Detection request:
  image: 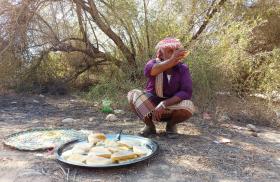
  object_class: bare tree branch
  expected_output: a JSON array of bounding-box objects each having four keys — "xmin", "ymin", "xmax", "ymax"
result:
[
  {"xmin": 73, "ymin": 0, "xmax": 136, "ymax": 67},
  {"xmin": 143, "ymin": 0, "xmax": 151, "ymax": 57},
  {"xmin": 190, "ymin": 0, "xmax": 227, "ymax": 42},
  {"xmin": 0, "ymin": 0, "xmax": 32, "ymax": 57}
]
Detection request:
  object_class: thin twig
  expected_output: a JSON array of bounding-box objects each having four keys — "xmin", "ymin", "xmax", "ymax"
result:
[
  {"xmin": 66, "ymin": 168, "xmax": 70, "ymax": 182},
  {"xmin": 73, "ymin": 169, "xmax": 77, "ymax": 182},
  {"xmin": 58, "ymin": 164, "xmax": 67, "ymax": 177}
]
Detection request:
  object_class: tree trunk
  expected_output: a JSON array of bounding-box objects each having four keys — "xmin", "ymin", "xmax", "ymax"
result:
[
  {"xmin": 73, "ymin": 0, "xmax": 136, "ymax": 68},
  {"xmin": 143, "ymin": 0, "xmax": 151, "ymax": 57}
]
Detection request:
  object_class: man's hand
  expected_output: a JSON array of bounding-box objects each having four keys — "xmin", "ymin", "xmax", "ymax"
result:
[
  {"xmin": 150, "ymin": 49, "xmax": 189, "ymax": 76},
  {"xmin": 170, "ymin": 49, "xmax": 189, "ymax": 65},
  {"xmin": 152, "ymin": 102, "xmax": 166, "ymax": 122},
  {"xmin": 153, "ymin": 96, "xmax": 183, "ymax": 121}
]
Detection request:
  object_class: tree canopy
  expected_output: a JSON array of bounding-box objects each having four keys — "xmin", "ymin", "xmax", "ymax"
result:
[{"xmin": 0, "ymin": 0, "xmax": 279, "ymax": 101}]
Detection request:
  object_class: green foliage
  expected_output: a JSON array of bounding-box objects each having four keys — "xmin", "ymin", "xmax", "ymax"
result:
[
  {"xmin": 187, "ymin": 45, "xmax": 222, "ymax": 103},
  {"xmin": 85, "ymin": 63, "xmax": 145, "ymax": 109},
  {"xmin": 255, "ymin": 49, "xmax": 280, "ymax": 93},
  {"xmin": 13, "ymin": 52, "xmax": 87, "ymax": 93},
  {"xmin": 1, "ymin": 0, "xmax": 280, "ymax": 108},
  {"xmin": 0, "ymin": 52, "xmax": 21, "ymax": 88}
]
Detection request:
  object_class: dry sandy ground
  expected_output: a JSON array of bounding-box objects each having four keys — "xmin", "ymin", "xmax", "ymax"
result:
[{"xmin": 0, "ymin": 94, "xmax": 280, "ymax": 182}]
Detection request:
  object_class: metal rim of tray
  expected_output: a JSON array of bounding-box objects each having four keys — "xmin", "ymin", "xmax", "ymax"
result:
[{"xmin": 55, "ymin": 134, "xmax": 159, "ymax": 168}]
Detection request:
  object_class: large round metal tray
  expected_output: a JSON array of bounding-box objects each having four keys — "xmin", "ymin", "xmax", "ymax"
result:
[{"xmin": 55, "ymin": 134, "xmax": 158, "ymax": 168}]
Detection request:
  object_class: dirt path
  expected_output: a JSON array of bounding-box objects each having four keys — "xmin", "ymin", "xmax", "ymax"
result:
[{"xmin": 0, "ymin": 94, "xmax": 280, "ymax": 182}]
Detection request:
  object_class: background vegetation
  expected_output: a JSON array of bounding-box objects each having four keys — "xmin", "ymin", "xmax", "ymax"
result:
[{"xmin": 0, "ymin": 0, "xmax": 279, "ymax": 109}]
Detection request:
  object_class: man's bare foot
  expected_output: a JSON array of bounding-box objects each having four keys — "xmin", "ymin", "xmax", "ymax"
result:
[
  {"xmin": 166, "ymin": 124, "xmax": 178, "ymax": 134},
  {"xmin": 165, "ymin": 124, "xmax": 179, "ymax": 139}
]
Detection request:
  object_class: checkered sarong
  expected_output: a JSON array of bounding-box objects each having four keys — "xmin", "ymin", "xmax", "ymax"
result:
[{"xmin": 127, "ymin": 89, "xmax": 195, "ymax": 120}]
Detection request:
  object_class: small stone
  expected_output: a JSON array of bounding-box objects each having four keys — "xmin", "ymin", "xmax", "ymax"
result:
[
  {"xmin": 275, "ymin": 110, "xmax": 280, "ymax": 118},
  {"xmin": 62, "ymin": 118, "xmax": 75, "ymax": 123},
  {"xmin": 34, "ymin": 153, "xmax": 43, "ymax": 157},
  {"xmin": 31, "ymin": 120, "xmax": 40, "ymax": 124},
  {"xmin": 114, "ymin": 109, "xmax": 125, "ymax": 114},
  {"xmin": 39, "ymin": 94, "xmax": 45, "ymax": 98},
  {"xmin": 220, "ymin": 138, "xmax": 231, "ymax": 143},
  {"xmin": 231, "ymin": 125, "xmax": 244, "ymax": 130},
  {"xmin": 251, "ymin": 132, "xmax": 258, "ymax": 137},
  {"xmin": 213, "ymin": 140, "xmax": 220, "ymax": 144},
  {"xmin": 33, "ymin": 99, "xmax": 39, "ymax": 103},
  {"xmin": 93, "ymin": 102, "xmax": 99, "ymax": 107},
  {"xmin": 214, "ymin": 138, "xmax": 231, "ymax": 144},
  {"xmin": 105, "ymin": 114, "xmax": 118, "ymax": 121},
  {"xmin": 89, "ymin": 117, "xmax": 96, "ymax": 122},
  {"xmin": 247, "ymin": 124, "xmax": 260, "ymax": 132},
  {"xmin": 11, "ymin": 101, "xmax": 17, "ymax": 104}
]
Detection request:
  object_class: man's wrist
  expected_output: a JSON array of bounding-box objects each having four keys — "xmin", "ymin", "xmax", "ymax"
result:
[{"xmin": 159, "ymin": 101, "xmax": 166, "ymax": 109}]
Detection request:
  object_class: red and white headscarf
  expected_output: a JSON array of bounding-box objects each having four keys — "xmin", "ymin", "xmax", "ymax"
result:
[
  {"xmin": 155, "ymin": 37, "xmax": 183, "ymax": 59},
  {"xmin": 155, "ymin": 37, "xmax": 183, "ymax": 50}
]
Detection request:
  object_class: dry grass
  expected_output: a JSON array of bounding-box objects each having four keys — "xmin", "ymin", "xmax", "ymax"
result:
[{"xmin": 0, "ymin": 94, "xmax": 280, "ymax": 182}]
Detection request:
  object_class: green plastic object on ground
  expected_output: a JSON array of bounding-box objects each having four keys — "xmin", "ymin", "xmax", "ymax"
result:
[{"xmin": 101, "ymin": 99, "xmax": 113, "ymax": 113}]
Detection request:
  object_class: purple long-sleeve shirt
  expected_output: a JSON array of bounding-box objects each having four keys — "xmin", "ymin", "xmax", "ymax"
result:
[{"xmin": 144, "ymin": 59, "xmax": 193, "ymax": 100}]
